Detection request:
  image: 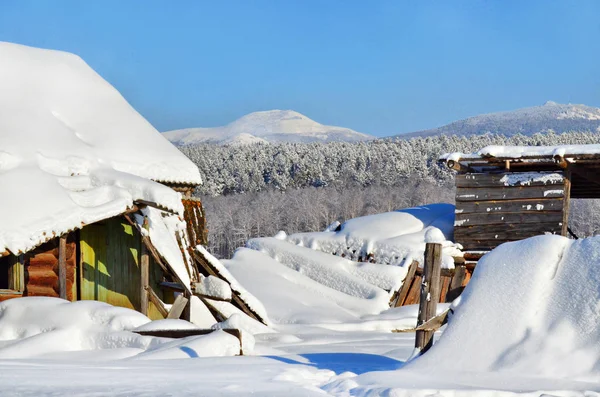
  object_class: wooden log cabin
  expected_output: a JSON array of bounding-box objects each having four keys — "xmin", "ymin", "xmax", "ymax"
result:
[
  {"xmin": 399, "ymin": 143, "xmax": 600, "ymax": 309},
  {"xmin": 0, "ymin": 41, "xmax": 265, "ymax": 326},
  {"xmin": 440, "ymin": 144, "xmax": 600, "ymax": 266}
]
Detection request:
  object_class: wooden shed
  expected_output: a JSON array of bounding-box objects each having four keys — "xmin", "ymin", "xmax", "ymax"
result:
[{"xmin": 440, "ymin": 144, "xmax": 600, "ymax": 265}]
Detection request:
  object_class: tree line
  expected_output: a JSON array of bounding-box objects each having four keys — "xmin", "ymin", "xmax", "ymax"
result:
[{"xmin": 179, "ymin": 131, "xmax": 600, "ymax": 258}]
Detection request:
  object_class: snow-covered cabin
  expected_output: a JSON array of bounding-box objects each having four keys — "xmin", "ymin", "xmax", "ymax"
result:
[
  {"xmin": 0, "ymin": 42, "xmax": 215, "ymax": 320},
  {"xmin": 440, "ymin": 144, "xmax": 600, "ymax": 264}
]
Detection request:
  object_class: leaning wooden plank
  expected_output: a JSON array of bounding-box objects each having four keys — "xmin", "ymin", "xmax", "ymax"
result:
[
  {"xmin": 167, "ymin": 294, "xmax": 190, "ymax": 319},
  {"xmin": 140, "ymin": 243, "xmax": 150, "ymax": 316},
  {"xmin": 445, "ymin": 265, "xmax": 467, "ymax": 302},
  {"xmin": 454, "ymin": 211, "xmax": 563, "ymax": 227},
  {"xmin": 456, "ymin": 172, "xmax": 564, "ymax": 188},
  {"xmin": 404, "ymin": 275, "xmax": 422, "ymax": 305},
  {"xmin": 146, "ymin": 286, "xmax": 169, "ymax": 318},
  {"xmin": 456, "ymin": 198, "xmax": 563, "ymax": 214},
  {"xmin": 414, "ymin": 308, "xmax": 450, "ymax": 332},
  {"xmin": 192, "ymin": 250, "xmax": 265, "ymax": 324},
  {"xmin": 456, "ymin": 186, "xmax": 564, "ymax": 202},
  {"xmin": 392, "ymin": 260, "xmax": 417, "ymax": 307}
]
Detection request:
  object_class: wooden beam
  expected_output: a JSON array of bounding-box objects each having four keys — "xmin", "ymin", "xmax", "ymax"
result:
[
  {"xmin": 565, "ymin": 163, "xmax": 600, "ymax": 187},
  {"xmin": 415, "ymin": 243, "xmax": 442, "ymax": 354},
  {"xmin": 455, "ymin": 172, "xmax": 564, "ymax": 188},
  {"xmin": 140, "ymin": 243, "xmax": 150, "ymax": 316},
  {"xmin": 446, "ymin": 265, "xmax": 467, "ymax": 302},
  {"xmin": 456, "ymin": 198, "xmax": 563, "ymax": 214},
  {"xmin": 456, "ymin": 185, "xmax": 564, "ymax": 202},
  {"xmin": 167, "ymin": 294, "xmax": 189, "ymax": 319},
  {"xmin": 192, "ymin": 250, "xmax": 266, "ymax": 324},
  {"xmin": 392, "ymin": 260, "xmax": 417, "ymax": 307},
  {"xmin": 415, "ymin": 308, "xmax": 450, "ymax": 332},
  {"xmin": 562, "ymin": 167, "xmax": 572, "ymax": 237},
  {"xmin": 58, "ymin": 235, "xmax": 67, "ymax": 300},
  {"xmin": 146, "ymin": 286, "xmax": 169, "ymax": 318}
]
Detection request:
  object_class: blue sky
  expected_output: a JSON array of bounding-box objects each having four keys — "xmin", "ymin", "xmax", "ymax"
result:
[{"xmin": 1, "ymin": 1, "xmax": 599, "ymax": 136}]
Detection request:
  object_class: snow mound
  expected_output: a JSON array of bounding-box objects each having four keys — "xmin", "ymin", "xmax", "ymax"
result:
[
  {"xmin": 409, "ymin": 234, "xmax": 600, "ymax": 380},
  {"xmin": 0, "ymin": 41, "xmax": 201, "ymax": 254},
  {"xmin": 285, "ymin": 203, "xmax": 460, "ymax": 268},
  {"xmin": 0, "ymin": 297, "xmax": 241, "ymax": 360}
]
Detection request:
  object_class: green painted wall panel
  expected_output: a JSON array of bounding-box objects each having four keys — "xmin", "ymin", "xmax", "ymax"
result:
[{"xmin": 80, "ymin": 217, "xmax": 142, "ymax": 310}]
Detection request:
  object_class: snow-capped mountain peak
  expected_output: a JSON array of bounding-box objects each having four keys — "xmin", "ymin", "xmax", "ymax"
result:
[
  {"xmin": 163, "ymin": 110, "xmax": 373, "ymax": 145},
  {"xmin": 398, "ymin": 101, "xmax": 600, "ymax": 138}
]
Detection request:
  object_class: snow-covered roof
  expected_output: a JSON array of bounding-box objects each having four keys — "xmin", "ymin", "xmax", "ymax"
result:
[
  {"xmin": 0, "ymin": 42, "xmax": 202, "ymax": 254},
  {"xmin": 441, "ymin": 144, "xmax": 600, "ymax": 163}
]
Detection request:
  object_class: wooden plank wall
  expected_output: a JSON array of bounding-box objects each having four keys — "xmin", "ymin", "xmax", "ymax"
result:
[
  {"xmin": 454, "ymin": 171, "xmax": 567, "ymax": 251},
  {"xmin": 80, "ymin": 217, "xmax": 168, "ymax": 313}
]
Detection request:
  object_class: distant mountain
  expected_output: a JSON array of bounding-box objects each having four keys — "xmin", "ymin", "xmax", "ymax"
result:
[
  {"xmin": 163, "ymin": 110, "xmax": 373, "ymax": 145},
  {"xmin": 397, "ymin": 101, "xmax": 600, "ymax": 138}
]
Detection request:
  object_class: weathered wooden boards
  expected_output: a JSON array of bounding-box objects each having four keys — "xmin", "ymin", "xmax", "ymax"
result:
[
  {"xmin": 415, "ymin": 243, "xmax": 442, "ymax": 352},
  {"xmin": 454, "ymin": 171, "xmax": 567, "ymax": 251},
  {"xmin": 182, "ymin": 198, "xmax": 208, "ymax": 247},
  {"xmin": 394, "ymin": 263, "xmax": 470, "ymax": 307}
]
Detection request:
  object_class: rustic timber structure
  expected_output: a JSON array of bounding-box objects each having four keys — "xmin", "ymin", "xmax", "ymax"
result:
[{"xmin": 440, "ymin": 144, "xmax": 600, "ymax": 264}]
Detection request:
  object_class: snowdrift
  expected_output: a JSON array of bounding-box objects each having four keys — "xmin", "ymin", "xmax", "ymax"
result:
[
  {"xmin": 409, "ymin": 234, "xmax": 600, "ymax": 379},
  {"xmin": 0, "ymin": 297, "xmax": 242, "ymax": 360},
  {"xmin": 323, "ymin": 235, "xmax": 600, "ymax": 395}
]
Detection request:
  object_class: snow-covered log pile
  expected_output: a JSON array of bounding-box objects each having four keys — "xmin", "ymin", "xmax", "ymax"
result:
[{"xmin": 283, "ymin": 204, "xmax": 461, "ymax": 268}]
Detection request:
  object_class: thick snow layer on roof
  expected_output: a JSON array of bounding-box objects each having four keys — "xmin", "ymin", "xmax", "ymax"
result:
[
  {"xmin": 441, "ymin": 143, "xmax": 600, "ymax": 161},
  {"xmin": 0, "ymin": 42, "xmax": 201, "ymax": 254},
  {"xmin": 285, "ymin": 204, "xmax": 460, "ymax": 268}
]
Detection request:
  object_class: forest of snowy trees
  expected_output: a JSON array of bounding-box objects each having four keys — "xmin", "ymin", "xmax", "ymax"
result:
[{"xmin": 180, "ymin": 131, "xmax": 600, "ymax": 258}]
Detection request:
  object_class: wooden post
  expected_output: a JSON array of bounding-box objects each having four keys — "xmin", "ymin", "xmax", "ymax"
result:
[
  {"xmin": 415, "ymin": 243, "xmax": 443, "ymax": 354},
  {"xmin": 562, "ymin": 167, "xmax": 572, "ymax": 237},
  {"xmin": 58, "ymin": 235, "xmax": 67, "ymax": 300},
  {"xmin": 140, "ymin": 243, "xmax": 149, "ymax": 316}
]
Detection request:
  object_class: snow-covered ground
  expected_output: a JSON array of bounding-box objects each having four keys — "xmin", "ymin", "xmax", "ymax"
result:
[{"xmin": 3, "ymin": 207, "xmax": 600, "ymax": 395}]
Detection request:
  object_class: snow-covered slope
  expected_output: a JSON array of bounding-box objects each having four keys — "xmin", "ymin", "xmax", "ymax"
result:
[
  {"xmin": 398, "ymin": 101, "xmax": 600, "ymax": 138},
  {"xmin": 163, "ymin": 110, "xmax": 374, "ymax": 145}
]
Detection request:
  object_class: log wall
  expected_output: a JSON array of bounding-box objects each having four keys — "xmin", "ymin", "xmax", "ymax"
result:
[
  {"xmin": 454, "ymin": 171, "xmax": 568, "ymax": 251},
  {"xmin": 0, "ymin": 235, "xmax": 77, "ymax": 302}
]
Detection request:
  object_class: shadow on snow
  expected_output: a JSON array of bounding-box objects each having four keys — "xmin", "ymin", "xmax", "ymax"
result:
[{"xmin": 267, "ymin": 353, "xmax": 404, "ymax": 375}]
